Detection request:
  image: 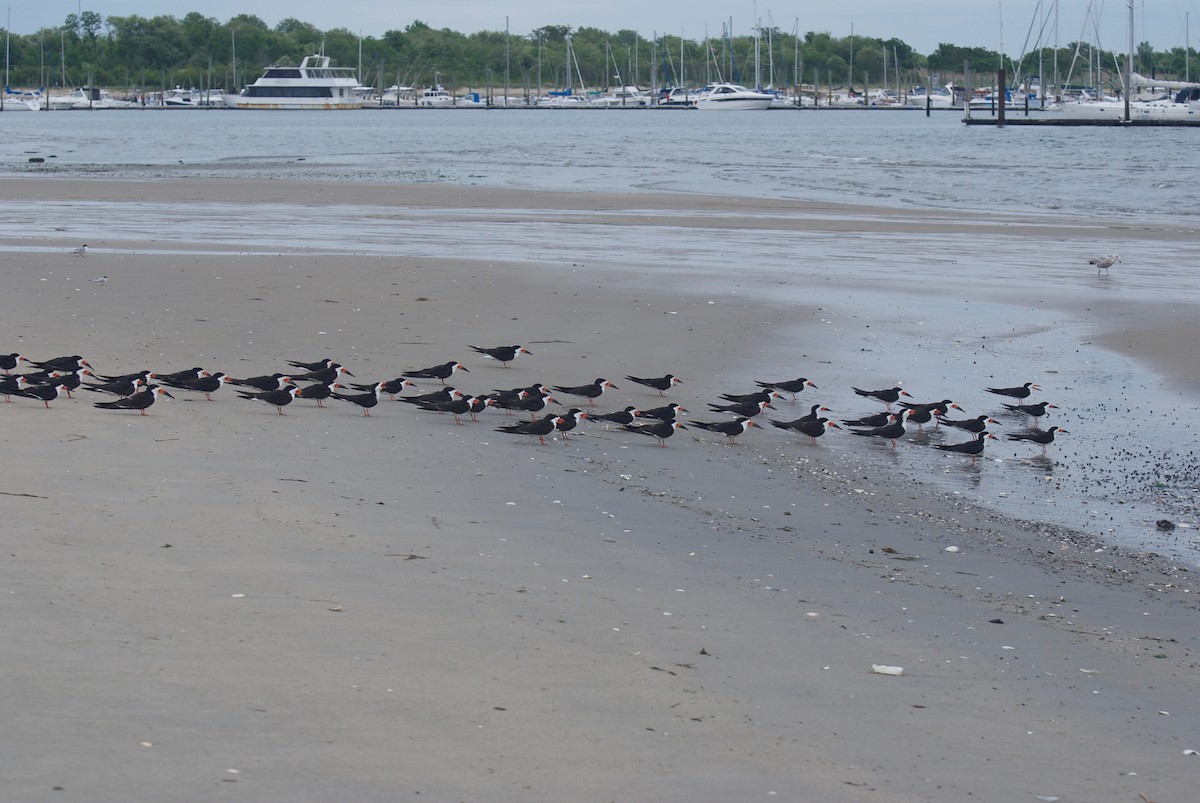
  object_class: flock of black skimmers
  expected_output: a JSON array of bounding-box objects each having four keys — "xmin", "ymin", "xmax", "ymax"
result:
[{"xmin": 1, "ymin": 346, "xmax": 1066, "ymax": 461}]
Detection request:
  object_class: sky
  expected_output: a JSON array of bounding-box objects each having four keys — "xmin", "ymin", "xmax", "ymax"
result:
[{"xmin": 8, "ymin": 2, "xmax": 1200, "ymax": 57}]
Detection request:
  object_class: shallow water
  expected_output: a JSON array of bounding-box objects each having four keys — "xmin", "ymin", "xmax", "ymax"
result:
[{"xmin": 2, "ymin": 108, "xmax": 1198, "ymax": 563}]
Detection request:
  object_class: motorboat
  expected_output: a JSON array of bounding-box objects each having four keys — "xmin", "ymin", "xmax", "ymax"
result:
[
  {"xmin": 905, "ymin": 84, "xmax": 957, "ymax": 109},
  {"xmin": 2, "ymin": 86, "xmax": 43, "ymax": 111},
  {"xmin": 416, "ymin": 86, "xmax": 454, "ymax": 107},
  {"xmin": 48, "ymin": 86, "xmax": 134, "ymax": 110},
  {"xmin": 225, "ymin": 54, "xmax": 362, "ymax": 110},
  {"xmin": 591, "ymin": 85, "xmax": 652, "ymax": 107},
  {"xmin": 1054, "ymin": 86, "xmax": 1200, "ymax": 121},
  {"xmin": 691, "ymin": 83, "xmax": 774, "ymax": 110}
]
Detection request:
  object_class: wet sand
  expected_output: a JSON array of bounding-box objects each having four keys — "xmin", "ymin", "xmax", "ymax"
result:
[{"xmin": 2, "ymin": 178, "xmax": 1198, "ymax": 801}]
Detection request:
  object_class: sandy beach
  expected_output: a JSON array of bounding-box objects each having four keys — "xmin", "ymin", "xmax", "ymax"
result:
[{"xmin": 2, "ymin": 177, "xmax": 1198, "ymax": 802}]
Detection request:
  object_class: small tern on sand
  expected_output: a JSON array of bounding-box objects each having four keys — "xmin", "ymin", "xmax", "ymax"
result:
[
  {"xmin": 90, "ymin": 276, "xmax": 108, "ymax": 285},
  {"xmin": 71, "ymin": 244, "xmax": 88, "ymax": 256}
]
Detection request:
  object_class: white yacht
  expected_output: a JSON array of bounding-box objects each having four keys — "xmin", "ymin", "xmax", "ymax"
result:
[
  {"xmin": 692, "ymin": 83, "xmax": 774, "ymax": 110},
  {"xmin": 226, "ymin": 54, "xmax": 362, "ymax": 110},
  {"xmin": 416, "ymin": 86, "xmax": 454, "ymax": 107}
]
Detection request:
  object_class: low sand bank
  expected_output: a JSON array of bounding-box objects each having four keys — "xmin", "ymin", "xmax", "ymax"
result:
[{"xmin": 2, "ymin": 178, "xmax": 1197, "ymax": 801}]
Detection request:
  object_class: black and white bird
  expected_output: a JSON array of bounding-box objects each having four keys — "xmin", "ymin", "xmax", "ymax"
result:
[
  {"xmin": 402, "ymin": 361, "xmax": 468, "ymax": 385},
  {"xmin": 1001, "ymin": 401, "xmax": 1058, "ymax": 426},
  {"xmin": 89, "ymin": 275, "xmax": 108, "ymax": 285},
  {"xmin": 622, "ymin": 419, "xmax": 686, "ymax": 447},
  {"xmin": 852, "ymin": 386, "xmax": 912, "ymax": 409},
  {"xmin": 496, "ymin": 413, "xmax": 563, "ymax": 445},
  {"xmin": 625, "ymin": 374, "xmax": 682, "ymax": 395},
  {"xmin": 1089, "ymin": 253, "xmax": 1120, "ymax": 274},
  {"xmin": 754, "ymin": 377, "xmax": 818, "ymax": 401},
  {"xmin": 690, "ymin": 416, "xmax": 757, "ymax": 444},
  {"xmin": 985, "ymin": 382, "xmax": 1039, "ymax": 399},
  {"xmin": 935, "ymin": 431, "xmax": 998, "ymax": 464},
  {"xmin": 164, "ymin": 372, "xmax": 231, "ymax": 401},
  {"xmin": 238, "ymin": 385, "xmax": 302, "ymax": 415},
  {"xmin": 773, "ymin": 417, "xmax": 840, "ymax": 445},
  {"xmin": 16, "ymin": 382, "xmax": 70, "ymax": 408},
  {"xmin": 330, "ymin": 382, "xmax": 384, "ymax": 416},
  {"xmin": 469, "ymin": 345, "xmax": 531, "ymax": 367},
  {"xmin": 552, "ymin": 378, "xmax": 618, "ymax": 407},
  {"xmin": 849, "ymin": 409, "xmax": 911, "ymax": 449},
  {"xmin": 71, "ymin": 244, "xmax": 88, "ymax": 256},
  {"xmin": 94, "ymin": 385, "xmax": 173, "ymax": 416},
  {"xmin": 1007, "ymin": 426, "xmax": 1068, "ymax": 455},
  {"xmin": 639, "ymin": 403, "xmax": 688, "ymax": 421}
]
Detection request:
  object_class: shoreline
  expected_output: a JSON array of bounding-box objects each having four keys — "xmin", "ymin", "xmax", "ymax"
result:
[{"xmin": 3, "ymin": 176, "xmax": 1198, "ymax": 801}]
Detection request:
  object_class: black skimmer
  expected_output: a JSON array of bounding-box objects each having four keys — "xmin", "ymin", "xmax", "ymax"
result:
[
  {"xmin": 849, "ymin": 410, "xmax": 911, "ymax": 449},
  {"xmin": 285, "ymin": 357, "xmax": 337, "ymax": 372},
  {"xmin": 773, "ymin": 417, "xmax": 840, "ymax": 445},
  {"xmin": 851, "ymin": 386, "xmax": 911, "ymax": 409},
  {"xmin": 469, "ymin": 344, "xmax": 531, "ymax": 367},
  {"xmin": 490, "ymin": 383, "xmax": 551, "ymax": 402},
  {"xmin": 71, "ymin": 244, "xmax": 88, "ymax": 256},
  {"xmin": 29, "ymin": 355, "xmax": 91, "ymax": 372},
  {"xmin": 553, "ymin": 408, "xmax": 589, "ymax": 440},
  {"xmin": 986, "ymin": 382, "xmax": 1040, "ymax": 399},
  {"xmin": 552, "ymin": 378, "xmax": 617, "ymax": 406},
  {"xmin": 238, "ymin": 385, "xmax": 302, "ymax": 415},
  {"xmin": 419, "ymin": 395, "xmax": 494, "ymax": 424},
  {"xmin": 935, "ymin": 431, "xmax": 998, "ymax": 464},
  {"xmin": 351, "ymin": 377, "xmax": 418, "ymax": 400},
  {"xmin": 774, "ymin": 404, "xmax": 833, "ymax": 426},
  {"xmin": 156, "ymin": 367, "xmax": 209, "ymax": 385},
  {"xmin": 493, "ymin": 393, "xmax": 560, "ymax": 420},
  {"xmin": 754, "ymin": 377, "xmax": 818, "ymax": 400},
  {"xmin": 399, "ymin": 387, "xmax": 464, "ymax": 406},
  {"xmin": 331, "ymin": 383, "xmax": 384, "ymax": 416},
  {"xmin": 297, "ymin": 380, "xmax": 345, "ymax": 408},
  {"xmin": 0, "ymin": 375, "xmax": 36, "ymax": 402},
  {"xmin": 936, "ymin": 414, "xmax": 999, "ymax": 434},
  {"xmin": 1001, "ymin": 401, "xmax": 1057, "ymax": 426},
  {"xmin": 639, "ymin": 403, "xmax": 688, "ymax": 421},
  {"xmin": 707, "ymin": 399, "xmax": 772, "ymax": 418},
  {"xmin": 622, "ymin": 419, "xmax": 686, "ymax": 447},
  {"xmin": 1089, "ymin": 253, "xmax": 1120, "ymax": 274},
  {"xmin": 1006, "ymin": 426, "xmax": 1068, "ymax": 455},
  {"xmin": 901, "ymin": 401, "xmax": 961, "ymax": 430},
  {"xmin": 83, "ymin": 377, "xmax": 147, "ymax": 397},
  {"xmin": 496, "ymin": 413, "xmax": 563, "ymax": 445},
  {"xmin": 165, "ymin": 372, "xmax": 231, "ymax": 401},
  {"xmin": 403, "ymin": 361, "xmax": 468, "ymax": 385},
  {"xmin": 590, "ymin": 406, "xmax": 642, "ymax": 428},
  {"xmin": 229, "ymin": 373, "xmax": 294, "ymax": 392},
  {"xmin": 45, "ymin": 368, "xmax": 95, "ymax": 398},
  {"xmin": 292, "ymin": 364, "xmax": 354, "ymax": 383},
  {"xmin": 841, "ymin": 410, "xmax": 892, "ymax": 428},
  {"xmin": 691, "ymin": 416, "xmax": 757, "ymax": 444},
  {"xmin": 1, "ymin": 353, "xmax": 28, "ymax": 374},
  {"xmin": 93, "ymin": 369, "xmax": 156, "ymax": 386},
  {"xmin": 16, "ymin": 382, "xmax": 70, "ymax": 408},
  {"xmin": 94, "ymin": 385, "xmax": 174, "ymax": 415},
  {"xmin": 625, "ymin": 374, "xmax": 682, "ymax": 395},
  {"xmin": 718, "ymin": 388, "xmax": 784, "ymax": 406}
]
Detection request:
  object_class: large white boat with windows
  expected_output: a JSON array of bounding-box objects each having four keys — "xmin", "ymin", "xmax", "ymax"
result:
[{"xmin": 225, "ymin": 54, "xmax": 362, "ymax": 110}]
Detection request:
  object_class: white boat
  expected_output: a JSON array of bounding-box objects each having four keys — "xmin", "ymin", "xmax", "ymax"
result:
[
  {"xmin": 905, "ymin": 84, "xmax": 957, "ymax": 109},
  {"xmin": 1054, "ymin": 86, "xmax": 1200, "ymax": 121},
  {"xmin": 416, "ymin": 86, "xmax": 454, "ymax": 107},
  {"xmin": 49, "ymin": 86, "xmax": 133, "ymax": 110},
  {"xmin": 591, "ymin": 85, "xmax": 652, "ymax": 107},
  {"xmin": 225, "ymin": 54, "xmax": 362, "ymax": 110},
  {"xmin": 2, "ymin": 87, "xmax": 43, "ymax": 111},
  {"xmin": 691, "ymin": 83, "xmax": 774, "ymax": 110}
]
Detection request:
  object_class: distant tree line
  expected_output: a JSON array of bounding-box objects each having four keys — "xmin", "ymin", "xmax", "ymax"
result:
[{"xmin": 3, "ymin": 11, "xmax": 1197, "ymax": 94}]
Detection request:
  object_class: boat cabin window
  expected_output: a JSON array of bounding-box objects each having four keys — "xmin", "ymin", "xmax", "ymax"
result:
[{"xmin": 263, "ymin": 68, "xmax": 303, "ymax": 79}]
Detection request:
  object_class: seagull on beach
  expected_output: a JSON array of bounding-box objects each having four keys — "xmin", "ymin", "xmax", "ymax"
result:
[
  {"xmin": 1089, "ymin": 253, "xmax": 1120, "ymax": 274},
  {"xmin": 71, "ymin": 244, "xmax": 88, "ymax": 256},
  {"xmin": 89, "ymin": 276, "xmax": 108, "ymax": 285}
]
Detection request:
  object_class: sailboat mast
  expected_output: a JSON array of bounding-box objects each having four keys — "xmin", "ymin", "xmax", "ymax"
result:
[{"xmin": 1123, "ymin": 0, "xmax": 1132, "ymax": 121}]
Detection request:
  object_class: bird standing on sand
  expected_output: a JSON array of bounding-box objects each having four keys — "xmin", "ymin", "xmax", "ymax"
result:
[
  {"xmin": 936, "ymin": 414, "xmax": 999, "ymax": 434},
  {"xmin": 552, "ymin": 378, "xmax": 618, "ymax": 407},
  {"xmin": 403, "ymin": 361, "xmax": 468, "ymax": 385},
  {"xmin": 1, "ymin": 353, "xmax": 27, "ymax": 374},
  {"xmin": 1007, "ymin": 426, "xmax": 1068, "ymax": 456},
  {"xmin": 1089, "ymin": 253, "xmax": 1120, "ymax": 275},
  {"xmin": 852, "ymin": 386, "xmax": 912, "ymax": 409},
  {"xmin": 16, "ymin": 382, "xmax": 70, "ymax": 408},
  {"xmin": 849, "ymin": 409, "xmax": 911, "ymax": 448},
  {"xmin": 94, "ymin": 385, "xmax": 173, "ymax": 416},
  {"xmin": 238, "ymin": 385, "xmax": 302, "ymax": 415},
  {"xmin": 90, "ymin": 276, "xmax": 108, "ymax": 285},
  {"xmin": 986, "ymin": 382, "xmax": 1039, "ymax": 399},
  {"xmin": 773, "ymin": 417, "xmax": 840, "ymax": 445},
  {"xmin": 71, "ymin": 244, "xmax": 88, "ymax": 256},
  {"xmin": 639, "ymin": 403, "xmax": 687, "ymax": 421},
  {"xmin": 470, "ymin": 345, "xmax": 531, "ymax": 367},
  {"xmin": 625, "ymin": 374, "xmax": 682, "ymax": 395},
  {"xmin": 496, "ymin": 413, "xmax": 563, "ymax": 445},
  {"xmin": 1001, "ymin": 401, "xmax": 1058, "ymax": 426},
  {"xmin": 165, "ymin": 372, "xmax": 231, "ymax": 401},
  {"xmin": 331, "ymin": 382, "xmax": 384, "ymax": 416},
  {"xmin": 622, "ymin": 419, "xmax": 686, "ymax": 447},
  {"xmin": 590, "ymin": 406, "xmax": 642, "ymax": 428},
  {"xmin": 755, "ymin": 377, "xmax": 818, "ymax": 400},
  {"xmin": 935, "ymin": 431, "xmax": 998, "ymax": 464},
  {"xmin": 691, "ymin": 416, "xmax": 757, "ymax": 444}
]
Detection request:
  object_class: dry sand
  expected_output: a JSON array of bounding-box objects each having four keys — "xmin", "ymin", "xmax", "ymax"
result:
[{"xmin": 2, "ymin": 178, "xmax": 1198, "ymax": 802}]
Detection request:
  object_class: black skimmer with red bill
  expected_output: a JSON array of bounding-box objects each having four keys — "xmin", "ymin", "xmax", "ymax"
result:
[
  {"xmin": 403, "ymin": 361, "xmax": 468, "ymax": 385},
  {"xmin": 0, "ymin": 375, "xmax": 37, "ymax": 401},
  {"xmin": 707, "ymin": 399, "xmax": 772, "ymax": 418},
  {"xmin": 496, "ymin": 413, "xmax": 564, "ymax": 445},
  {"xmin": 590, "ymin": 406, "xmax": 642, "ymax": 428},
  {"xmin": 165, "ymin": 372, "xmax": 231, "ymax": 401},
  {"xmin": 691, "ymin": 416, "xmax": 757, "ymax": 444},
  {"xmin": 238, "ymin": 385, "xmax": 302, "ymax": 415},
  {"xmin": 841, "ymin": 410, "xmax": 892, "ymax": 428},
  {"xmin": 351, "ymin": 377, "xmax": 418, "ymax": 400},
  {"xmin": 902, "ymin": 401, "xmax": 961, "ymax": 430},
  {"xmin": 29, "ymin": 355, "xmax": 91, "ymax": 372},
  {"xmin": 1089, "ymin": 253, "xmax": 1120, "ymax": 274},
  {"xmin": 773, "ymin": 417, "xmax": 840, "ymax": 445},
  {"xmin": 44, "ymin": 368, "xmax": 95, "ymax": 398},
  {"xmin": 1006, "ymin": 426, "xmax": 1068, "ymax": 455},
  {"xmin": 331, "ymin": 383, "xmax": 384, "ymax": 416},
  {"xmin": 639, "ymin": 403, "xmax": 687, "ymax": 421},
  {"xmin": 935, "ymin": 431, "xmax": 998, "ymax": 464},
  {"xmin": 95, "ymin": 369, "xmax": 156, "ymax": 385},
  {"xmin": 493, "ymin": 393, "xmax": 560, "ymax": 420},
  {"xmin": 1001, "ymin": 401, "xmax": 1058, "ymax": 426},
  {"xmin": 399, "ymin": 387, "xmax": 464, "ymax": 406},
  {"xmin": 469, "ymin": 345, "xmax": 531, "ymax": 367},
  {"xmin": 717, "ymin": 388, "xmax": 784, "ymax": 405},
  {"xmin": 851, "ymin": 386, "xmax": 912, "ymax": 409},
  {"xmin": 625, "ymin": 374, "xmax": 682, "ymax": 395},
  {"xmin": 552, "ymin": 378, "xmax": 618, "ymax": 406},
  {"xmin": 297, "ymin": 380, "xmax": 345, "ymax": 408},
  {"xmin": 936, "ymin": 414, "xmax": 999, "ymax": 434},
  {"xmin": 94, "ymin": 385, "xmax": 174, "ymax": 416},
  {"xmin": 849, "ymin": 410, "xmax": 911, "ymax": 448},
  {"xmin": 985, "ymin": 382, "xmax": 1039, "ymax": 399},
  {"xmin": 553, "ymin": 408, "xmax": 588, "ymax": 440},
  {"xmin": 292, "ymin": 364, "xmax": 355, "ymax": 383},
  {"xmin": 156, "ymin": 367, "xmax": 209, "ymax": 385},
  {"xmin": 622, "ymin": 419, "xmax": 687, "ymax": 447},
  {"xmin": 754, "ymin": 377, "xmax": 818, "ymax": 400},
  {"xmin": 16, "ymin": 383, "xmax": 70, "ymax": 408},
  {"xmin": 418, "ymin": 395, "xmax": 494, "ymax": 424},
  {"xmin": 229, "ymin": 373, "xmax": 294, "ymax": 392},
  {"xmin": 285, "ymin": 357, "xmax": 337, "ymax": 372},
  {"xmin": 773, "ymin": 404, "xmax": 833, "ymax": 427},
  {"xmin": 1, "ymin": 353, "xmax": 28, "ymax": 374},
  {"xmin": 83, "ymin": 376, "xmax": 147, "ymax": 397}
]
